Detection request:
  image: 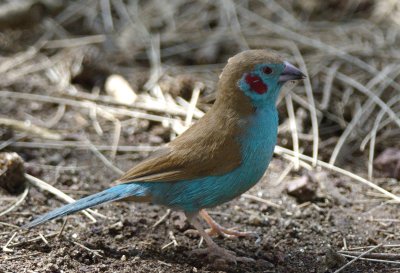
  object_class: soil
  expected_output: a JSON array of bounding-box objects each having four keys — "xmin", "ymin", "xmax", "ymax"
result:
[{"xmin": 1, "ymin": 142, "xmax": 400, "ymax": 272}]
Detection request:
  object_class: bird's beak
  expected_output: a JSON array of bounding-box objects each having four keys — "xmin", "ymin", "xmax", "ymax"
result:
[{"xmin": 278, "ymin": 61, "xmax": 306, "ymax": 83}]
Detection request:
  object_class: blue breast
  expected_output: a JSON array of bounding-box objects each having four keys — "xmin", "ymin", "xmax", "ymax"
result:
[{"xmin": 138, "ymin": 105, "xmax": 278, "ymax": 212}]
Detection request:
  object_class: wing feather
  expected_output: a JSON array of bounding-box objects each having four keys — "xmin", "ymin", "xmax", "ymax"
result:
[{"xmin": 117, "ymin": 107, "xmax": 245, "ymax": 183}]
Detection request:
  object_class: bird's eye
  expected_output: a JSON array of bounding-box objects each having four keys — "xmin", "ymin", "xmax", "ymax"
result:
[{"xmin": 263, "ymin": 67, "xmax": 272, "ymax": 74}]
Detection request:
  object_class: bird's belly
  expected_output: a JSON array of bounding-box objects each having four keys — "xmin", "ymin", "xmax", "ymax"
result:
[
  {"xmin": 143, "ymin": 139, "xmax": 275, "ymax": 212},
  {"xmin": 141, "ymin": 108, "xmax": 278, "ymax": 212}
]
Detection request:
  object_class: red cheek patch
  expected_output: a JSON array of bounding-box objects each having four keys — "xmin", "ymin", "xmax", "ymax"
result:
[{"xmin": 245, "ymin": 74, "xmax": 268, "ymax": 94}]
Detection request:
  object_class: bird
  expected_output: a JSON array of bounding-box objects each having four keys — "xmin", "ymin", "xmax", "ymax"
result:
[{"xmin": 23, "ymin": 49, "xmax": 305, "ymax": 264}]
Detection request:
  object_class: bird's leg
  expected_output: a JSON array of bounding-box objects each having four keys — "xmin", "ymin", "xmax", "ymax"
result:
[
  {"xmin": 200, "ymin": 209, "xmax": 258, "ymax": 239},
  {"xmin": 185, "ymin": 212, "xmax": 254, "ymax": 264}
]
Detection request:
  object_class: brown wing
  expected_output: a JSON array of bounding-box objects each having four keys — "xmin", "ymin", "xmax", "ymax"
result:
[{"xmin": 117, "ymin": 106, "xmax": 247, "ymax": 183}]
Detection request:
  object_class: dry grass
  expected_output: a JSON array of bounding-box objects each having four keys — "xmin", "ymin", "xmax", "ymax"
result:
[{"xmin": 0, "ymin": 0, "xmax": 400, "ymax": 269}]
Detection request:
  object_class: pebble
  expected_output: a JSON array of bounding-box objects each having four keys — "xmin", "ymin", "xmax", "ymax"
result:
[
  {"xmin": 286, "ymin": 174, "xmax": 317, "ymax": 202},
  {"xmin": 0, "ymin": 152, "xmax": 26, "ymax": 194}
]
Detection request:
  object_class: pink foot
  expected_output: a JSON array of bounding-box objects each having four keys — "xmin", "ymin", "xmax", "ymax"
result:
[
  {"xmin": 185, "ymin": 211, "xmax": 256, "ymax": 265},
  {"xmin": 200, "ymin": 209, "xmax": 259, "ymax": 239}
]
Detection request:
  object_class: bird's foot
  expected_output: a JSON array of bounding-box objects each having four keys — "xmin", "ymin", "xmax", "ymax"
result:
[
  {"xmin": 184, "ymin": 225, "xmax": 259, "ymax": 240},
  {"xmin": 191, "ymin": 245, "xmax": 254, "ymax": 265},
  {"xmin": 185, "ymin": 212, "xmax": 256, "ymax": 266},
  {"xmin": 206, "ymin": 224, "xmax": 258, "ymax": 239},
  {"xmin": 200, "ymin": 209, "xmax": 259, "ymax": 239}
]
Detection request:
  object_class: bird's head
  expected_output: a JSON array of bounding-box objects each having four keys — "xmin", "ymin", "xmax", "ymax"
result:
[{"xmin": 216, "ymin": 50, "xmax": 305, "ymax": 110}]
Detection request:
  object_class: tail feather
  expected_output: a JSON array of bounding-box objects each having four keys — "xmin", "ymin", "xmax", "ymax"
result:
[{"xmin": 23, "ymin": 183, "xmax": 147, "ymax": 228}]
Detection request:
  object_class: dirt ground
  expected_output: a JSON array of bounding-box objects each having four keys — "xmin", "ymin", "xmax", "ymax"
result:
[
  {"xmin": 1, "ymin": 0, "xmax": 400, "ymax": 272},
  {"xmin": 2, "ymin": 147, "xmax": 400, "ymax": 273}
]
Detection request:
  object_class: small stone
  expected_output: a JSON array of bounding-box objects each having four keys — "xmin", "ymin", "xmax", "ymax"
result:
[
  {"xmin": 286, "ymin": 174, "xmax": 317, "ymax": 202},
  {"xmin": 105, "ymin": 74, "xmax": 137, "ymax": 105},
  {"xmin": 115, "ymin": 234, "xmax": 124, "ymax": 241},
  {"xmin": 172, "ymin": 211, "xmax": 188, "ymax": 231},
  {"xmin": 374, "ymin": 148, "xmax": 400, "ymax": 179},
  {"xmin": 248, "ymin": 214, "xmax": 263, "ymax": 226},
  {"xmin": 0, "ymin": 152, "xmax": 26, "ymax": 194},
  {"xmin": 47, "ymin": 153, "xmax": 63, "ymax": 165},
  {"xmin": 121, "ymin": 255, "xmax": 127, "ymax": 261},
  {"xmin": 148, "ymin": 134, "xmax": 164, "ymax": 144}
]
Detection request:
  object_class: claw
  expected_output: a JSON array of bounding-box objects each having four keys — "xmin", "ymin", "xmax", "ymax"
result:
[
  {"xmin": 185, "ymin": 211, "xmax": 255, "ymax": 266},
  {"xmin": 200, "ymin": 209, "xmax": 259, "ymax": 239}
]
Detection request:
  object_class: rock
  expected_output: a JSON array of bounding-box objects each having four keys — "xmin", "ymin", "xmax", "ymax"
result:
[
  {"xmin": 374, "ymin": 148, "xmax": 400, "ymax": 179},
  {"xmin": 105, "ymin": 74, "xmax": 137, "ymax": 105},
  {"xmin": 0, "ymin": 152, "xmax": 26, "ymax": 194},
  {"xmin": 172, "ymin": 211, "xmax": 188, "ymax": 231},
  {"xmin": 248, "ymin": 214, "xmax": 263, "ymax": 226},
  {"xmin": 286, "ymin": 174, "xmax": 317, "ymax": 202}
]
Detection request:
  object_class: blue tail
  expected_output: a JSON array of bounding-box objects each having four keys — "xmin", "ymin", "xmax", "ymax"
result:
[{"xmin": 23, "ymin": 183, "xmax": 148, "ymax": 228}]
